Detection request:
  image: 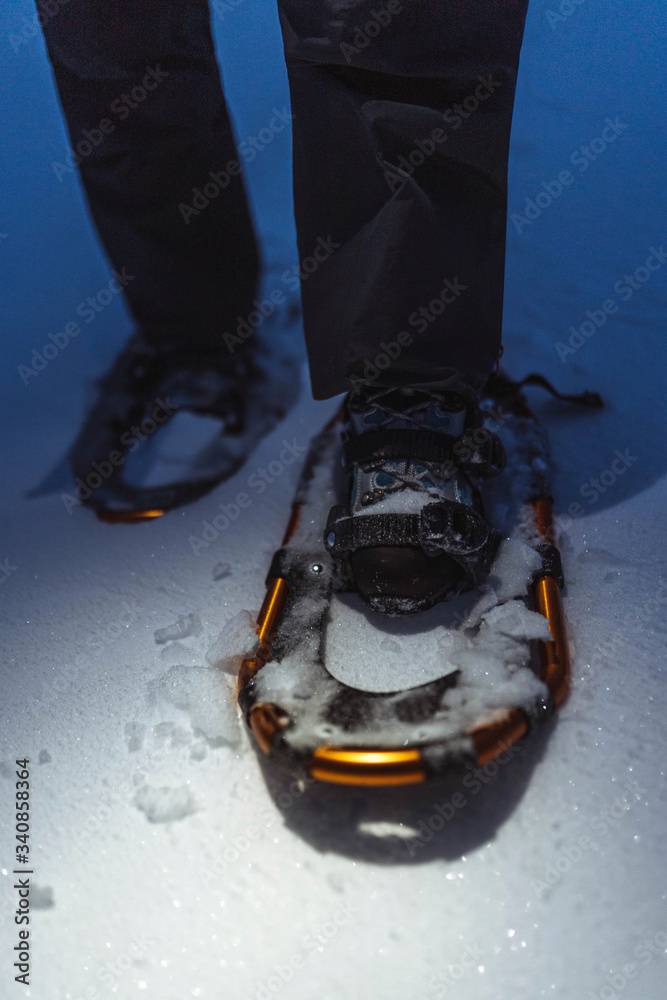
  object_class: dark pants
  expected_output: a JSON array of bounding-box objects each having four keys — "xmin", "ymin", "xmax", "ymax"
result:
[{"xmin": 42, "ymin": 0, "xmax": 528, "ymax": 399}]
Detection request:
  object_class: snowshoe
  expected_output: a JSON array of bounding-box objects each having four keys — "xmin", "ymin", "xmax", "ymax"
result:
[
  {"xmin": 68, "ymin": 330, "xmax": 299, "ymax": 522},
  {"xmin": 237, "ymin": 375, "xmax": 600, "ymax": 787}
]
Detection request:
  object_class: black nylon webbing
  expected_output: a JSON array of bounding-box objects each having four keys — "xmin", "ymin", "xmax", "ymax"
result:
[
  {"xmin": 326, "ymin": 501, "xmax": 499, "ymax": 557},
  {"xmin": 343, "ymin": 426, "xmax": 505, "ymax": 476},
  {"xmin": 328, "ymin": 511, "xmax": 422, "ymax": 551},
  {"xmin": 325, "ymin": 501, "xmax": 503, "ymax": 589},
  {"xmin": 343, "ymin": 428, "xmax": 457, "ymax": 471}
]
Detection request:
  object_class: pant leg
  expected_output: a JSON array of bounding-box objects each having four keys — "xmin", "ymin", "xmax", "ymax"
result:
[
  {"xmin": 42, "ymin": 0, "xmax": 260, "ymax": 351},
  {"xmin": 278, "ymin": 0, "xmax": 528, "ymax": 398}
]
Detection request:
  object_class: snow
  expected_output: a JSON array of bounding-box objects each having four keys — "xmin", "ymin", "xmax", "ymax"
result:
[
  {"xmin": 149, "ymin": 664, "xmax": 242, "ymax": 747},
  {"xmin": 206, "ymin": 609, "xmax": 259, "ymax": 673},
  {"xmin": 354, "ymin": 487, "xmax": 434, "ymax": 515},
  {"xmin": 133, "ymin": 784, "xmax": 200, "ymax": 826},
  {"xmin": 480, "ymin": 600, "xmax": 552, "ymax": 643},
  {"xmin": 1, "ymin": 0, "xmax": 666, "ymax": 998},
  {"xmin": 154, "ymin": 613, "xmax": 204, "ymax": 645},
  {"xmin": 485, "ymin": 537, "xmax": 545, "ymax": 604}
]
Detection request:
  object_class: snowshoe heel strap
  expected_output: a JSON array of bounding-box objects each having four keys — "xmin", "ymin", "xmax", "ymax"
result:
[{"xmin": 484, "ymin": 371, "xmax": 604, "ymax": 408}]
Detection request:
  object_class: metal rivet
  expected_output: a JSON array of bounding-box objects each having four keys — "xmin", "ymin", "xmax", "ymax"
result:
[
  {"xmin": 361, "ymin": 489, "xmax": 384, "ymax": 506},
  {"xmin": 310, "ymin": 563, "xmax": 324, "ymax": 574}
]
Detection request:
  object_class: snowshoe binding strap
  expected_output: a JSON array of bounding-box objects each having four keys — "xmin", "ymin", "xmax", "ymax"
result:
[
  {"xmin": 343, "ymin": 426, "xmax": 506, "ymax": 477},
  {"xmin": 326, "ymin": 384, "xmax": 510, "ymax": 612},
  {"xmin": 325, "ymin": 499, "xmax": 502, "ymax": 597}
]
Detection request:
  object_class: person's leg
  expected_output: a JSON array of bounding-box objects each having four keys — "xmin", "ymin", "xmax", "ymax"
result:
[
  {"xmin": 42, "ymin": 0, "xmax": 259, "ymax": 350},
  {"xmin": 278, "ymin": 0, "xmax": 528, "ymax": 399}
]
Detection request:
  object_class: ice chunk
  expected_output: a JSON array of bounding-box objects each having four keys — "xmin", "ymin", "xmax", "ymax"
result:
[
  {"xmin": 154, "ymin": 612, "xmax": 203, "ymax": 644},
  {"xmin": 150, "ymin": 664, "xmax": 241, "ymax": 745},
  {"xmin": 449, "ymin": 648, "xmax": 509, "ymax": 686},
  {"xmin": 460, "ymin": 589, "xmax": 499, "ymax": 629},
  {"xmin": 482, "ymin": 600, "xmax": 552, "ymax": 641},
  {"xmin": 159, "ymin": 640, "xmax": 202, "ymax": 666},
  {"xmin": 133, "ymin": 784, "xmax": 199, "ymax": 823},
  {"xmin": 487, "ymin": 538, "xmax": 544, "ymax": 602},
  {"xmin": 205, "ymin": 609, "xmax": 258, "ymax": 673}
]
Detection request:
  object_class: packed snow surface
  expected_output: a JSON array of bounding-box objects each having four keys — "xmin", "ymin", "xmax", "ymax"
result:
[{"xmin": 1, "ymin": 1, "xmax": 666, "ymax": 999}]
